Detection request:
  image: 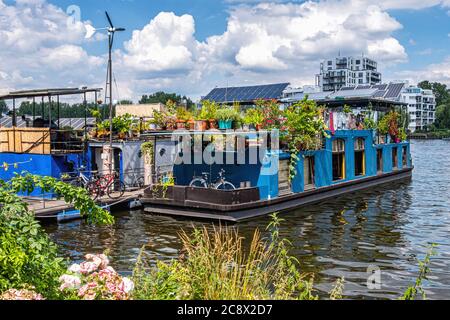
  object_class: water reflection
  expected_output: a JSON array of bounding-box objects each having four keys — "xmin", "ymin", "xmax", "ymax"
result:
[{"xmin": 45, "ymin": 140, "xmax": 450, "ymax": 299}]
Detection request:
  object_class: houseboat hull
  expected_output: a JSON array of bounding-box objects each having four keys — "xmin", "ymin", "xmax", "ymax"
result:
[{"xmin": 142, "ymin": 167, "xmax": 413, "ymax": 222}]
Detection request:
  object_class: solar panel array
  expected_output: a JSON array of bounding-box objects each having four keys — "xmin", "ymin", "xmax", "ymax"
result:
[
  {"xmin": 0, "ymin": 117, "xmax": 96, "ymax": 130},
  {"xmin": 334, "ymin": 83, "xmax": 406, "ymax": 100},
  {"xmin": 385, "ymin": 83, "xmax": 405, "ymax": 99},
  {"xmin": 203, "ymin": 83, "xmax": 290, "ymax": 103}
]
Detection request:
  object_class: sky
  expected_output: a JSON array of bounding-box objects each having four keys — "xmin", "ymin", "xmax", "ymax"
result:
[{"xmin": 0, "ymin": 0, "xmax": 449, "ymax": 102}]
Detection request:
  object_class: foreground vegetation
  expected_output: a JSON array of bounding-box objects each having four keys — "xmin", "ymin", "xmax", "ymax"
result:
[{"xmin": 0, "ymin": 173, "xmax": 437, "ymax": 300}]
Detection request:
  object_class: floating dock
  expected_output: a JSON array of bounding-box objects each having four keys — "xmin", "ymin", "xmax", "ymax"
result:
[{"xmin": 25, "ymin": 190, "xmax": 144, "ymax": 223}]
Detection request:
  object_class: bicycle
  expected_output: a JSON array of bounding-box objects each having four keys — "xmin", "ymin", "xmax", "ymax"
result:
[
  {"xmin": 66, "ymin": 169, "xmax": 100, "ymax": 199},
  {"xmin": 94, "ymin": 172, "xmax": 126, "ymax": 200},
  {"xmin": 189, "ymin": 169, "xmax": 236, "ymax": 190}
]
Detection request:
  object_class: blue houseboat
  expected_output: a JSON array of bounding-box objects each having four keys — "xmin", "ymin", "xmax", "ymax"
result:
[{"xmin": 141, "ymin": 128, "xmax": 413, "ymax": 222}]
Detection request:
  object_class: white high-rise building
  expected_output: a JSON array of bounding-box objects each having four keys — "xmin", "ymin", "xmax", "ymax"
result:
[
  {"xmin": 400, "ymin": 85, "xmax": 436, "ymax": 132},
  {"xmin": 317, "ymin": 55, "xmax": 382, "ymax": 92}
]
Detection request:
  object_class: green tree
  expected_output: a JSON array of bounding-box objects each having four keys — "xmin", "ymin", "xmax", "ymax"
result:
[
  {"xmin": 139, "ymin": 91, "xmax": 194, "ymax": 109},
  {"xmin": 119, "ymin": 100, "xmax": 134, "ymax": 105},
  {"xmin": 418, "ymin": 81, "xmax": 450, "ymax": 106},
  {"xmin": 435, "ymin": 103, "xmax": 450, "ymax": 129},
  {"xmin": 0, "ymin": 100, "xmax": 8, "ymax": 115}
]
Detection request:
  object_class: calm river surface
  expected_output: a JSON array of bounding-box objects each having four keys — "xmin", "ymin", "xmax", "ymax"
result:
[{"xmin": 44, "ymin": 140, "xmax": 450, "ymax": 299}]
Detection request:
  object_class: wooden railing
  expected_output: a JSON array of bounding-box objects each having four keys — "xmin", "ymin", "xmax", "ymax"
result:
[
  {"xmin": 0, "ymin": 127, "xmax": 51, "ymax": 154},
  {"xmin": 0, "ymin": 127, "xmax": 84, "ymax": 155}
]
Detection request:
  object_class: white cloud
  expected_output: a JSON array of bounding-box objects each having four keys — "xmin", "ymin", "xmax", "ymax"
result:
[
  {"xmin": 122, "ymin": 12, "xmax": 199, "ymax": 74},
  {"xmin": 0, "ymin": 0, "xmax": 104, "ymax": 95},
  {"xmin": 396, "ymin": 57, "xmax": 450, "ymax": 86},
  {"xmin": 0, "ymin": 0, "xmax": 449, "ymax": 102}
]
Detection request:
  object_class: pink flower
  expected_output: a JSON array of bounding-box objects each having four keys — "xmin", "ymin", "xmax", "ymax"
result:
[
  {"xmin": 119, "ymin": 278, "xmax": 134, "ymax": 294},
  {"xmin": 59, "ymin": 274, "xmax": 81, "ymax": 291},
  {"xmin": 79, "ymin": 261, "xmax": 99, "ymax": 274},
  {"xmin": 68, "ymin": 263, "xmax": 81, "ymax": 274}
]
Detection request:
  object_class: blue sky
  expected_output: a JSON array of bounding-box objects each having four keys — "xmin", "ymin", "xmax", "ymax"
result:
[{"xmin": 0, "ymin": 0, "xmax": 449, "ymax": 101}]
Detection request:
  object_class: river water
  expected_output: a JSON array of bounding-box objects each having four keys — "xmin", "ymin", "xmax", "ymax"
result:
[{"xmin": 44, "ymin": 140, "xmax": 450, "ymax": 300}]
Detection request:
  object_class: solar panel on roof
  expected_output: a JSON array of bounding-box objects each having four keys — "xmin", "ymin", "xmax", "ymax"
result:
[
  {"xmin": 203, "ymin": 83, "xmax": 289, "ymax": 103},
  {"xmin": 372, "ymin": 84, "xmax": 388, "ymax": 91},
  {"xmin": 373, "ymin": 90, "xmax": 386, "ymax": 98},
  {"xmin": 385, "ymin": 83, "xmax": 404, "ymax": 99},
  {"xmin": 340, "ymin": 87, "xmax": 356, "ymax": 91}
]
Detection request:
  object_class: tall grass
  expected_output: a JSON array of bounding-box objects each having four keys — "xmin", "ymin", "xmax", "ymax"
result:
[{"xmin": 132, "ymin": 214, "xmax": 318, "ymax": 300}]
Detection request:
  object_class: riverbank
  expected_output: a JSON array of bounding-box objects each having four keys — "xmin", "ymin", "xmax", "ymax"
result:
[{"xmin": 409, "ymin": 130, "xmax": 450, "ymax": 140}]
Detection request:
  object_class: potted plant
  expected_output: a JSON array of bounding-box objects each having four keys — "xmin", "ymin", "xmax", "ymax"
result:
[
  {"xmin": 113, "ymin": 114, "xmax": 133, "ymax": 140},
  {"xmin": 166, "ymin": 115, "xmax": 177, "ymax": 131},
  {"xmin": 96, "ymin": 120, "xmax": 109, "ymax": 138},
  {"xmin": 377, "ymin": 116, "xmax": 389, "ymax": 144},
  {"xmin": 201, "ymin": 100, "xmax": 219, "ymax": 129},
  {"xmin": 176, "ymin": 107, "xmax": 192, "ymax": 130},
  {"xmin": 194, "ymin": 106, "xmax": 209, "ymax": 131},
  {"xmin": 244, "ymin": 108, "xmax": 264, "ymax": 131},
  {"xmin": 216, "ymin": 108, "xmax": 237, "ymax": 130}
]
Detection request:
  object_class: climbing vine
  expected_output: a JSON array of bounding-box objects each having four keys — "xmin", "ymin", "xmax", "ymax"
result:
[
  {"xmin": 284, "ymin": 98, "xmax": 329, "ymax": 181},
  {"xmin": 5, "ymin": 173, "xmax": 114, "ymax": 225}
]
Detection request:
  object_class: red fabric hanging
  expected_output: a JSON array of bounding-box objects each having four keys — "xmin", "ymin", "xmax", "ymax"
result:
[{"xmin": 329, "ymin": 112, "xmax": 336, "ymax": 135}]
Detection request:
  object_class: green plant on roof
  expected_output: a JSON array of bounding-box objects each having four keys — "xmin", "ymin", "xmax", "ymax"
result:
[
  {"xmin": 244, "ymin": 108, "xmax": 264, "ymax": 126},
  {"xmin": 343, "ymin": 105, "xmax": 352, "ymax": 115},
  {"xmin": 216, "ymin": 107, "xmax": 238, "ymax": 121},
  {"xmin": 176, "ymin": 107, "xmax": 192, "ymax": 122}
]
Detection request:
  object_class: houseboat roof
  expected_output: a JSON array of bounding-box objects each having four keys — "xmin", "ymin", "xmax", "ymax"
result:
[
  {"xmin": 0, "ymin": 116, "xmax": 96, "ymax": 130},
  {"xmin": 282, "ymin": 83, "xmax": 407, "ymax": 108},
  {"xmin": 0, "ymin": 87, "xmax": 102, "ymax": 100},
  {"xmin": 203, "ymin": 83, "xmax": 290, "ymax": 104}
]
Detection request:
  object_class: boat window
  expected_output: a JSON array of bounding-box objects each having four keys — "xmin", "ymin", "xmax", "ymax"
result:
[
  {"xmin": 377, "ymin": 149, "xmax": 383, "ymax": 174},
  {"xmin": 392, "ymin": 147, "xmax": 398, "ymax": 170},
  {"xmin": 402, "ymin": 146, "xmax": 408, "ymax": 167},
  {"xmin": 332, "ymin": 139, "xmax": 346, "ymax": 181},
  {"xmin": 304, "ymin": 156, "xmax": 315, "ymax": 190},
  {"xmin": 354, "ymin": 138, "xmax": 365, "ymax": 177}
]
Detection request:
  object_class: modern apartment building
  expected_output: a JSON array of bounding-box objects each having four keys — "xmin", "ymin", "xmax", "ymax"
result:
[
  {"xmin": 400, "ymin": 85, "xmax": 436, "ymax": 132},
  {"xmin": 317, "ymin": 56, "xmax": 382, "ymax": 92}
]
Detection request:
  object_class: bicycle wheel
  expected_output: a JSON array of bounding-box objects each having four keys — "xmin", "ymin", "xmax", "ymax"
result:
[
  {"xmin": 214, "ymin": 181, "xmax": 236, "ymax": 190},
  {"xmin": 136, "ymin": 176, "xmax": 145, "ymax": 188},
  {"xmin": 86, "ymin": 181, "xmax": 100, "ymax": 201},
  {"xmin": 69, "ymin": 178, "xmax": 82, "ymax": 188},
  {"xmin": 107, "ymin": 180, "xmax": 125, "ymax": 199},
  {"xmin": 189, "ymin": 178, "xmax": 208, "ymax": 188}
]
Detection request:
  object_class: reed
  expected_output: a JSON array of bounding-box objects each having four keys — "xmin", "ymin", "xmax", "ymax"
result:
[{"xmin": 132, "ymin": 214, "xmax": 318, "ymax": 300}]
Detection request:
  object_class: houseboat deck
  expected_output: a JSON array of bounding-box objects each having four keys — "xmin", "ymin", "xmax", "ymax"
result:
[
  {"xmin": 25, "ymin": 189, "xmax": 144, "ymax": 222},
  {"xmin": 142, "ymin": 167, "xmax": 413, "ymax": 222}
]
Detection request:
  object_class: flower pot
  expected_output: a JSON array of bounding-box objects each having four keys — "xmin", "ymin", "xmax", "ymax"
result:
[
  {"xmin": 187, "ymin": 119, "xmax": 195, "ymax": 130},
  {"xmin": 167, "ymin": 123, "xmax": 175, "ymax": 131},
  {"xmin": 118, "ymin": 132, "xmax": 126, "ymax": 140},
  {"xmin": 209, "ymin": 119, "xmax": 218, "ymax": 129},
  {"xmin": 176, "ymin": 121, "xmax": 186, "ymax": 130},
  {"xmin": 195, "ymin": 120, "xmax": 208, "ymax": 131},
  {"xmin": 218, "ymin": 120, "xmax": 233, "ymax": 130}
]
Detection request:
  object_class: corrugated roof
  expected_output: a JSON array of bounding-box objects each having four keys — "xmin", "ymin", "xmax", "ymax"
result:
[{"xmin": 0, "ymin": 117, "xmax": 96, "ymax": 130}]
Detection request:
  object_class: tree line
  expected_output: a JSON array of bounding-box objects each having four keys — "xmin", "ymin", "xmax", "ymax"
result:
[{"xmin": 0, "ymin": 91, "xmax": 195, "ymax": 120}]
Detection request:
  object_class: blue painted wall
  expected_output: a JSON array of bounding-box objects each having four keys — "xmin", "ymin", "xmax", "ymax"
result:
[
  {"xmin": 168, "ymin": 130, "xmax": 412, "ymax": 201},
  {"xmin": 282, "ymin": 130, "xmax": 411, "ymax": 196},
  {"xmin": 0, "ymin": 152, "xmax": 85, "ymax": 197}
]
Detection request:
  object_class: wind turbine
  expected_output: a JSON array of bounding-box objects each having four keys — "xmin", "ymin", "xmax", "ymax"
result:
[{"xmin": 86, "ymin": 11, "xmax": 125, "ymax": 173}]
